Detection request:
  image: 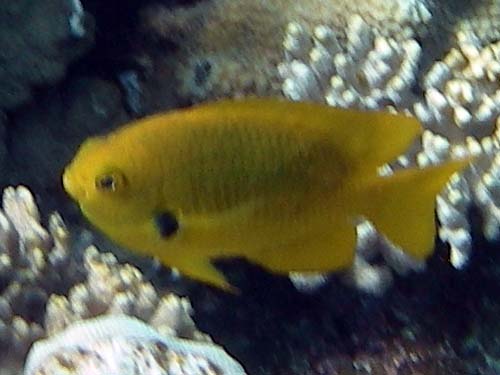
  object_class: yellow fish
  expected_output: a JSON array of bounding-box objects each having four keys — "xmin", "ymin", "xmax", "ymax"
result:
[{"xmin": 62, "ymin": 98, "xmax": 470, "ymax": 291}]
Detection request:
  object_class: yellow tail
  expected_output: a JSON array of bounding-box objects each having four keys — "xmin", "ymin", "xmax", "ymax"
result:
[{"xmin": 357, "ymin": 159, "xmax": 471, "ymax": 260}]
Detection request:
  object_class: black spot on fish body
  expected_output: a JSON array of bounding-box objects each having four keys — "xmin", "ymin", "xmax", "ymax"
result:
[{"xmin": 155, "ymin": 211, "xmax": 179, "ymax": 238}]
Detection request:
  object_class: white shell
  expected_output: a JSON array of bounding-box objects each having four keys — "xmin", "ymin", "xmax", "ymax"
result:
[{"xmin": 24, "ymin": 314, "xmax": 246, "ymax": 375}]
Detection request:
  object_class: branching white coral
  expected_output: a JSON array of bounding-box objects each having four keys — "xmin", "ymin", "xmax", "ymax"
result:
[
  {"xmin": 409, "ymin": 35, "xmax": 500, "ymax": 267},
  {"xmin": 0, "ymin": 186, "xmax": 82, "ymax": 364},
  {"xmin": 414, "ymin": 36, "xmax": 500, "ymax": 140},
  {"xmin": 44, "ymin": 246, "xmax": 210, "ymax": 343},
  {"xmin": 279, "ymin": 17, "xmax": 422, "ymax": 110}
]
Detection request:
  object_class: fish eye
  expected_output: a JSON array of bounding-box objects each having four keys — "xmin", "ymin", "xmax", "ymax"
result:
[{"xmin": 95, "ymin": 171, "xmax": 126, "ymax": 192}]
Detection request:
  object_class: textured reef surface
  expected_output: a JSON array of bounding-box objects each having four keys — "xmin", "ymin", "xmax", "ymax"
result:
[{"xmin": 0, "ymin": 0, "xmax": 500, "ymax": 374}]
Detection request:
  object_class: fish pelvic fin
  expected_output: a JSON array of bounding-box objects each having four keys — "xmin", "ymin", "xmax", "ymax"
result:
[
  {"xmin": 175, "ymin": 257, "xmax": 239, "ymax": 293},
  {"xmin": 356, "ymin": 158, "xmax": 472, "ymax": 260}
]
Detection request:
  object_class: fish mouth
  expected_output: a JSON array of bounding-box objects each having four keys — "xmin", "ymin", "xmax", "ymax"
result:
[{"xmin": 62, "ymin": 168, "xmax": 86, "ymax": 200}]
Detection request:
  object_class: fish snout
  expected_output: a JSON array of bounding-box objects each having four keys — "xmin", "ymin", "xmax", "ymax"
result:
[{"xmin": 62, "ymin": 169, "xmax": 86, "ymax": 200}]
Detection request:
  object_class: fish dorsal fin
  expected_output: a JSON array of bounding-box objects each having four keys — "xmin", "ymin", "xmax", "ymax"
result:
[{"xmin": 318, "ymin": 107, "xmax": 422, "ymax": 176}]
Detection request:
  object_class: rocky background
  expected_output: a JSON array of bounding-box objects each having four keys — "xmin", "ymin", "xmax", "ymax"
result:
[{"xmin": 1, "ymin": 0, "xmax": 500, "ymax": 374}]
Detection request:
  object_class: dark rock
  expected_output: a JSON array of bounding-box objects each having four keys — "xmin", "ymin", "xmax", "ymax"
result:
[
  {"xmin": 4, "ymin": 77, "xmax": 129, "ymax": 201},
  {"xmin": 0, "ymin": 0, "xmax": 94, "ymax": 110}
]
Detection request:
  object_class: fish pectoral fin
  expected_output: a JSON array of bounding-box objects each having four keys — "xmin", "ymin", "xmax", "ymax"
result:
[{"xmin": 178, "ymin": 258, "xmax": 239, "ymax": 293}]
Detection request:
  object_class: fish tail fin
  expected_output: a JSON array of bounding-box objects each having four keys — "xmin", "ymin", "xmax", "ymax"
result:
[{"xmin": 357, "ymin": 158, "xmax": 472, "ymax": 260}]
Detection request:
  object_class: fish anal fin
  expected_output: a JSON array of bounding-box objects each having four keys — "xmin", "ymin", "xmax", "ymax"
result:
[
  {"xmin": 357, "ymin": 159, "xmax": 471, "ymax": 260},
  {"xmin": 253, "ymin": 219, "xmax": 356, "ymax": 274}
]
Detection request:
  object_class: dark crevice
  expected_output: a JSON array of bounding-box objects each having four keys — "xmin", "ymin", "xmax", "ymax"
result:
[{"xmin": 72, "ymin": 0, "xmax": 205, "ymax": 77}]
